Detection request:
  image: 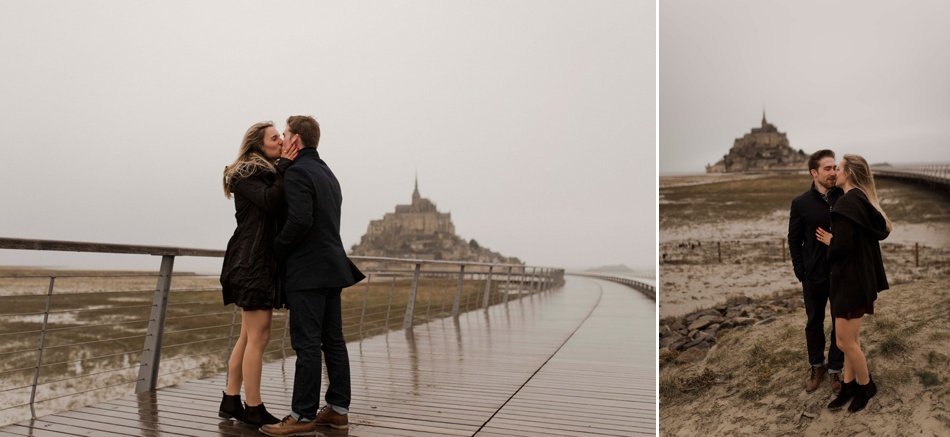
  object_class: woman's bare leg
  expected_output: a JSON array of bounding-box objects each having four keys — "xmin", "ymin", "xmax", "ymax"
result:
[
  {"xmin": 241, "ymin": 309, "xmax": 273, "ymax": 406},
  {"xmin": 226, "ymin": 315, "xmax": 248, "ymax": 396},
  {"xmin": 835, "ymin": 317, "xmax": 868, "ymax": 384}
]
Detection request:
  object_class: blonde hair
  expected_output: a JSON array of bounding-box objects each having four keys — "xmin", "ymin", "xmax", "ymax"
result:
[
  {"xmin": 222, "ymin": 121, "xmax": 277, "ymax": 199},
  {"xmin": 842, "ymin": 154, "xmax": 893, "ymax": 232}
]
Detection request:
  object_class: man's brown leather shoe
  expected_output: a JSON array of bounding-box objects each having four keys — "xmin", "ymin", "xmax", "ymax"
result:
[
  {"xmin": 260, "ymin": 415, "xmax": 317, "ymax": 436},
  {"xmin": 830, "ymin": 372, "xmax": 842, "ymax": 396},
  {"xmin": 315, "ymin": 405, "xmax": 349, "ymax": 429},
  {"xmin": 805, "ymin": 365, "xmax": 827, "ymax": 393}
]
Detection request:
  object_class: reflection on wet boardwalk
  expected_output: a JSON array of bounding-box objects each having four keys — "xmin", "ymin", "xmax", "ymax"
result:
[{"xmin": 0, "ymin": 277, "xmax": 655, "ymax": 436}]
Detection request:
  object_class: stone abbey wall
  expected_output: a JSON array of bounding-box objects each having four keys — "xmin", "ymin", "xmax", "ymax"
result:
[
  {"xmin": 706, "ymin": 113, "xmax": 808, "ymax": 173},
  {"xmin": 350, "ymin": 179, "xmax": 521, "ymax": 269}
]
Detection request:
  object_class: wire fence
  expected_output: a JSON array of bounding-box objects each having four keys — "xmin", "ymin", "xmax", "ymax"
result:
[{"xmin": 660, "ymin": 238, "xmax": 948, "ymax": 268}]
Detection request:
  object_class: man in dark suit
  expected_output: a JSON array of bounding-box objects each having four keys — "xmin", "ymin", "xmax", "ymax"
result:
[
  {"xmin": 262, "ymin": 115, "xmax": 365, "ymax": 436},
  {"xmin": 788, "ymin": 149, "xmax": 844, "ymax": 396}
]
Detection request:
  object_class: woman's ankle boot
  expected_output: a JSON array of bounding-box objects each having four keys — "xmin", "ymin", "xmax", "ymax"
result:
[
  {"xmin": 218, "ymin": 392, "xmax": 244, "ymax": 421},
  {"xmin": 848, "ymin": 374, "xmax": 878, "ymax": 413},
  {"xmin": 827, "ymin": 380, "xmax": 857, "ymax": 411},
  {"xmin": 244, "ymin": 402, "xmax": 280, "ymax": 427}
]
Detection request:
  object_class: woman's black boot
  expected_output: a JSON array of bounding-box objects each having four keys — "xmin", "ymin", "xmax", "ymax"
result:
[
  {"xmin": 244, "ymin": 402, "xmax": 280, "ymax": 427},
  {"xmin": 218, "ymin": 392, "xmax": 244, "ymax": 421},
  {"xmin": 848, "ymin": 374, "xmax": 878, "ymax": 413},
  {"xmin": 827, "ymin": 380, "xmax": 856, "ymax": 411}
]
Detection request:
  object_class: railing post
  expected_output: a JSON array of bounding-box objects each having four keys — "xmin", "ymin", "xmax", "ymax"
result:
[
  {"xmin": 403, "ymin": 263, "xmax": 422, "ymax": 330},
  {"xmin": 452, "ymin": 265, "xmax": 465, "ymax": 317},
  {"xmin": 135, "ymin": 255, "xmax": 175, "ymax": 393},
  {"xmin": 385, "ymin": 276, "xmax": 396, "ymax": 330},
  {"xmin": 503, "ymin": 266, "xmax": 512, "ymax": 304},
  {"xmin": 359, "ymin": 274, "xmax": 372, "ymax": 337},
  {"xmin": 481, "ymin": 265, "xmax": 494, "ymax": 309},
  {"xmin": 518, "ymin": 266, "xmax": 527, "ymax": 298},
  {"xmin": 29, "ymin": 276, "xmax": 56, "ymax": 419}
]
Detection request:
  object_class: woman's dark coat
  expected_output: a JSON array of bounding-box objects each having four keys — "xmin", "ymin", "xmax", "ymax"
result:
[
  {"xmin": 220, "ymin": 159, "xmax": 292, "ymax": 309},
  {"xmin": 827, "ymin": 188, "xmax": 889, "ymax": 316}
]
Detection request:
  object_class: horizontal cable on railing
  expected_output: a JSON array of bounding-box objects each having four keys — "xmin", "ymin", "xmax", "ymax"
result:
[
  {"xmin": 37, "ymin": 348, "xmax": 140, "ymax": 368},
  {"xmin": 36, "ymin": 363, "xmax": 140, "ymax": 387},
  {"xmin": 0, "ymin": 329, "xmax": 43, "ymax": 338},
  {"xmin": 159, "ymin": 336, "xmax": 237, "ymax": 350},
  {"xmin": 0, "ymin": 288, "xmax": 159, "ymax": 297},
  {"xmin": 42, "ymin": 333, "xmax": 145, "ymax": 350},
  {"xmin": 40, "ymin": 318, "xmax": 150, "ymax": 334},
  {"xmin": 161, "ymin": 323, "xmax": 235, "ymax": 335},
  {"xmin": 0, "ymin": 310, "xmax": 62, "ymax": 318},
  {"xmin": 167, "ymin": 288, "xmax": 221, "ymax": 294},
  {"xmin": 0, "ymin": 272, "xmax": 159, "ymax": 279},
  {"xmin": 164, "ymin": 299, "xmax": 224, "ymax": 307},
  {"xmin": 156, "ymin": 362, "xmax": 224, "ymax": 379},
  {"xmin": 7, "ymin": 302, "xmax": 156, "ymax": 317},
  {"xmin": 159, "ymin": 348, "xmax": 229, "ymax": 362},
  {"xmin": 0, "ymin": 402, "xmax": 32, "ymax": 413},
  {"xmin": 0, "ymin": 366, "xmax": 37, "ymax": 379},
  {"xmin": 34, "ymin": 378, "xmax": 142, "ymax": 404},
  {"xmin": 160, "ymin": 311, "xmax": 236, "ymax": 323}
]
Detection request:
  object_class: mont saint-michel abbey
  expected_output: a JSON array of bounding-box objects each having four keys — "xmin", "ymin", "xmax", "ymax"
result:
[
  {"xmin": 350, "ymin": 178, "xmax": 522, "ymax": 270},
  {"xmin": 706, "ymin": 112, "xmax": 808, "ymax": 173}
]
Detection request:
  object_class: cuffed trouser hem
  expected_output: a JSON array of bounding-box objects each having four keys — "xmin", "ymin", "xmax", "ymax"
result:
[{"xmin": 290, "ymin": 411, "xmax": 312, "ymax": 422}]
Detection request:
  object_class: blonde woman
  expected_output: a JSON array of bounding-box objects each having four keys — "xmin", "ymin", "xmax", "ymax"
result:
[
  {"xmin": 219, "ymin": 121, "xmax": 297, "ymax": 426},
  {"xmin": 816, "ymin": 154, "xmax": 891, "ymax": 413}
]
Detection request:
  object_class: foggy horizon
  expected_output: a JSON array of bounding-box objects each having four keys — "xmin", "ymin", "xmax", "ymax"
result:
[
  {"xmin": 661, "ymin": 0, "xmax": 950, "ymax": 174},
  {"xmin": 0, "ymin": 1, "xmax": 656, "ymax": 274}
]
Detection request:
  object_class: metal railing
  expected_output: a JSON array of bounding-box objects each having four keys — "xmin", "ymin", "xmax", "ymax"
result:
[
  {"xmin": 872, "ymin": 164, "xmax": 950, "ymax": 191},
  {"xmin": 0, "ymin": 237, "xmax": 563, "ymax": 426},
  {"xmin": 567, "ymin": 272, "xmax": 656, "ymax": 301}
]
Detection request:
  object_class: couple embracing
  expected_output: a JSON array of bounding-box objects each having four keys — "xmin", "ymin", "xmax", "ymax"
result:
[
  {"xmin": 219, "ymin": 116, "xmax": 364, "ymax": 434},
  {"xmin": 789, "ymin": 150, "xmax": 891, "ymax": 414}
]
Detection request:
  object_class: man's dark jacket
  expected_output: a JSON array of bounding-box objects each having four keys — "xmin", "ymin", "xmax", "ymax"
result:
[
  {"xmin": 788, "ymin": 183, "xmax": 842, "ymax": 283},
  {"xmin": 274, "ymin": 147, "xmax": 365, "ymax": 292},
  {"xmin": 220, "ymin": 159, "xmax": 293, "ymax": 309},
  {"xmin": 828, "ymin": 189, "xmax": 889, "ymax": 315}
]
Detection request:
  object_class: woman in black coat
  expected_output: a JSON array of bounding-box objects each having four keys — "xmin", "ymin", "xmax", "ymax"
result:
[
  {"xmin": 218, "ymin": 121, "xmax": 297, "ymax": 426},
  {"xmin": 816, "ymin": 154, "xmax": 891, "ymax": 414}
]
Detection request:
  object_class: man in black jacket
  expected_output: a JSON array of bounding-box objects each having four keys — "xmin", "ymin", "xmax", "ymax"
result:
[
  {"xmin": 788, "ymin": 149, "xmax": 844, "ymax": 396},
  {"xmin": 263, "ymin": 116, "xmax": 365, "ymax": 435}
]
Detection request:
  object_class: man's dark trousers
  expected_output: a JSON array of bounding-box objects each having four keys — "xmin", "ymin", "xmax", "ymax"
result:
[
  {"xmin": 803, "ymin": 278, "xmax": 843, "ymax": 371},
  {"xmin": 287, "ymin": 288, "xmax": 350, "ymax": 419}
]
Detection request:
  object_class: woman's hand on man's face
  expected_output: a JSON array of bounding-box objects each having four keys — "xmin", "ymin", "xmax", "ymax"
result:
[{"xmin": 280, "ymin": 142, "xmax": 299, "ymax": 161}]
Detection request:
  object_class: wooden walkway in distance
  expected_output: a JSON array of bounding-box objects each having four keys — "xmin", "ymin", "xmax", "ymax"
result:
[{"xmin": 0, "ymin": 276, "xmax": 655, "ymax": 436}]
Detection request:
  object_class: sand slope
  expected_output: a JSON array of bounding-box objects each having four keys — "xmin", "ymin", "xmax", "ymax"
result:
[{"xmin": 660, "ymin": 278, "xmax": 950, "ymax": 436}]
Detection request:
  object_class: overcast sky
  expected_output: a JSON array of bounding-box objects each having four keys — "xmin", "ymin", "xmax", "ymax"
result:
[
  {"xmin": 0, "ymin": 1, "xmax": 655, "ymax": 273},
  {"xmin": 661, "ymin": 0, "xmax": 950, "ymax": 174}
]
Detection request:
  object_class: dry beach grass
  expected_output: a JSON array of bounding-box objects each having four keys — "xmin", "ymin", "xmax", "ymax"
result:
[{"xmin": 659, "ymin": 173, "xmax": 950, "ymax": 436}]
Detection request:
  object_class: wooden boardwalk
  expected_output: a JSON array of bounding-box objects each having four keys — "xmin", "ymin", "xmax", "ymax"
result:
[{"xmin": 0, "ymin": 276, "xmax": 655, "ymax": 436}]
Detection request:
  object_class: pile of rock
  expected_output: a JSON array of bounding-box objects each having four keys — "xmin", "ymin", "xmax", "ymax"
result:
[{"xmin": 659, "ymin": 291, "xmax": 802, "ymax": 365}]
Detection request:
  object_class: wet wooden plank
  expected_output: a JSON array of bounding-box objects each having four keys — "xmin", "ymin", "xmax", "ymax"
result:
[
  {"xmin": 2, "ymin": 276, "xmax": 655, "ymax": 436},
  {"xmin": 477, "ymin": 279, "xmax": 656, "ymax": 436}
]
